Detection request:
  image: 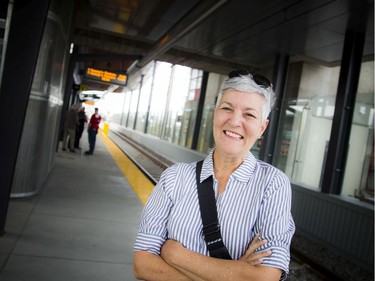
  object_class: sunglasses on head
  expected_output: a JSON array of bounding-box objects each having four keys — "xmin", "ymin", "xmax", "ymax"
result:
[{"xmin": 228, "ymin": 69, "xmax": 271, "ymax": 89}]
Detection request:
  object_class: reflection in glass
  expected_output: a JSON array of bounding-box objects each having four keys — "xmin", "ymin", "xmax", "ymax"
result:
[
  {"xmin": 135, "ymin": 72, "xmax": 153, "ymax": 133},
  {"xmin": 197, "ymin": 73, "xmax": 224, "ymax": 154},
  {"xmin": 127, "ymin": 85, "xmax": 139, "ymax": 129},
  {"xmin": 159, "ymin": 64, "xmax": 190, "ymax": 143},
  {"xmin": 343, "ymin": 60, "xmax": 374, "ymax": 202},
  {"xmin": 148, "ymin": 62, "xmax": 172, "ymax": 137},
  {"xmin": 274, "ymin": 63, "xmax": 340, "ymax": 190}
]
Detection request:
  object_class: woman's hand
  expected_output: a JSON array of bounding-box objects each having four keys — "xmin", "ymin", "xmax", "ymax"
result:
[
  {"xmin": 161, "ymin": 234, "xmax": 271, "ymax": 266},
  {"xmin": 240, "ymin": 233, "xmax": 272, "ymax": 265}
]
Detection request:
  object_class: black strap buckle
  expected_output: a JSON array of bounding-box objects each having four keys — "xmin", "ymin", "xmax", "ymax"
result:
[{"xmin": 202, "ymin": 222, "xmax": 220, "ymax": 236}]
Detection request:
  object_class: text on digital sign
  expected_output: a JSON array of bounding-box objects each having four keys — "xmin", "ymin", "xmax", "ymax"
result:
[{"xmin": 85, "ymin": 68, "xmax": 128, "ymax": 86}]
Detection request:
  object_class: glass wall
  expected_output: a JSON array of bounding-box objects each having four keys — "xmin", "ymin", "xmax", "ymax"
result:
[
  {"xmin": 127, "ymin": 86, "xmax": 139, "ymax": 129},
  {"xmin": 135, "ymin": 70, "xmax": 153, "ymax": 133},
  {"xmin": 99, "ymin": 91, "xmax": 125, "ymax": 125},
  {"xmin": 113, "ymin": 61, "xmax": 202, "ymax": 149},
  {"xmin": 197, "ymin": 73, "xmax": 223, "ymax": 154},
  {"xmin": 273, "ymin": 62, "xmax": 340, "ymax": 190},
  {"xmin": 106, "ymin": 56, "xmax": 373, "ymax": 203},
  {"xmin": 159, "ymin": 64, "xmax": 191, "ymax": 143},
  {"xmin": 178, "ymin": 69, "xmax": 203, "ymax": 148},
  {"xmin": 147, "ymin": 62, "xmax": 172, "ymax": 137},
  {"xmin": 121, "ymin": 90, "xmax": 132, "ymax": 127},
  {"xmin": 342, "ymin": 59, "xmax": 374, "ymax": 200}
]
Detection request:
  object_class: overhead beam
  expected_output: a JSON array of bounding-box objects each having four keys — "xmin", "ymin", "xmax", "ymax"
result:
[
  {"xmin": 127, "ymin": 0, "xmax": 229, "ymax": 74},
  {"xmin": 75, "ymin": 53, "xmax": 141, "ymax": 62}
]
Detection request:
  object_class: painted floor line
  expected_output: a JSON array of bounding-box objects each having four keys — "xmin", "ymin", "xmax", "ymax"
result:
[{"xmin": 99, "ymin": 130, "xmax": 154, "ymax": 205}]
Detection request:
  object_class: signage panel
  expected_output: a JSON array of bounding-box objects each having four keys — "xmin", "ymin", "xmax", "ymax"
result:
[{"xmin": 85, "ymin": 67, "xmax": 128, "ymax": 86}]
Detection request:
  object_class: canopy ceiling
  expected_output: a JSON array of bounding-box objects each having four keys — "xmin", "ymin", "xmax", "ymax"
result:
[{"xmin": 71, "ymin": 0, "xmax": 373, "ymax": 90}]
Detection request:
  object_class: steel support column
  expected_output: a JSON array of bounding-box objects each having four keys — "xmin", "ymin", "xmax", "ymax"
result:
[
  {"xmin": 191, "ymin": 71, "xmax": 209, "ymax": 150},
  {"xmin": 321, "ymin": 28, "xmax": 366, "ymax": 194},
  {"xmin": 133, "ymin": 74, "xmax": 144, "ymax": 130},
  {"xmin": 0, "ymin": 0, "xmax": 51, "ymax": 235},
  {"xmin": 260, "ymin": 53, "xmax": 289, "ymax": 164}
]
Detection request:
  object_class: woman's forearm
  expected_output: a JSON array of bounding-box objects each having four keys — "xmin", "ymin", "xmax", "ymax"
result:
[
  {"xmin": 161, "ymin": 241, "xmax": 281, "ymax": 281},
  {"xmin": 133, "ymin": 251, "xmax": 192, "ymax": 281}
]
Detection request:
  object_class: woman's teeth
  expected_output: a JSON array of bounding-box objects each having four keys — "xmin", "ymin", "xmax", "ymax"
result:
[{"xmin": 224, "ymin": 130, "xmax": 243, "ymax": 140}]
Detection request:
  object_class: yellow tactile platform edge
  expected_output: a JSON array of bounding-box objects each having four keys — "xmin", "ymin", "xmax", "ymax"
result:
[{"xmin": 99, "ymin": 130, "xmax": 155, "ymax": 205}]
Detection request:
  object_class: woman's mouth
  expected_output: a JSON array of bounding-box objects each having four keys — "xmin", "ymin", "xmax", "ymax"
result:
[{"xmin": 224, "ymin": 130, "xmax": 244, "ymax": 140}]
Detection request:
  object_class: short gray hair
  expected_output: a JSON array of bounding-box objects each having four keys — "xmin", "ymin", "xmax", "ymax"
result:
[{"xmin": 216, "ymin": 71, "xmax": 276, "ymax": 123}]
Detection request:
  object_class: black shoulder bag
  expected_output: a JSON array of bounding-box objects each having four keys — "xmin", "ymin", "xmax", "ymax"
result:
[{"xmin": 196, "ymin": 160, "xmax": 232, "ymax": 260}]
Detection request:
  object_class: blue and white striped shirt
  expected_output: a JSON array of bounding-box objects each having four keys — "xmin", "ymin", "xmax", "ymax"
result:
[{"xmin": 134, "ymin": 150, "xmax": 295, "ymax": 280}]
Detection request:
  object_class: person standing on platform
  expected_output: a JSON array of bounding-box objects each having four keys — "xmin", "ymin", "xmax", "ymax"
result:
[
  {"xmin": 62, "ymin": 105, "xmax": 79, "ymax": 153},
  {"xmin": 133, "ymin": 70, "xmax": 295, "ymax": 281},
  {"xmin": 85, "ymin": 107, "xmax": 102, "ymax": 155},
  {"xmin": 74, "ymin": 106, "xmax": 88, "ymax": 150}
]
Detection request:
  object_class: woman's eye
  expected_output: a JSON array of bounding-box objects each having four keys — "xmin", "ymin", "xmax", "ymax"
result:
[
  {"xmin": 221, "ymin": 107, "xmax": 232, "ymax": 111},
  {"xmin": 245, "ymin": 113, "xmax": 255, "ymax": 118}
]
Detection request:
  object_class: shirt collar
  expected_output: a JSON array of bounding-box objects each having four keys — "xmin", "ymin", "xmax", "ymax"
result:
[{"xmin": 201, "ymin": 149, "xmax": 257, "ymax": 183}]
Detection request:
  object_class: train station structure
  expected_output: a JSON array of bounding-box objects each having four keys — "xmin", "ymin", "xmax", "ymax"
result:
[{"xmin": 0, "ymin": 0, "xmax": 373, "ymax": 280}]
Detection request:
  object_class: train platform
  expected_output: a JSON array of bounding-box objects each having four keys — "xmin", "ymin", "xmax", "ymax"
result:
[{"xmin": 0, "ymin": 131, "xmax": 153, "ymax": 281}]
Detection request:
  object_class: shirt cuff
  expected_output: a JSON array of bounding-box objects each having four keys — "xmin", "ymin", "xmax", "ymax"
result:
[{"xmin": 133, "ymin": 232, "xmax": 165, "ymax": 255}]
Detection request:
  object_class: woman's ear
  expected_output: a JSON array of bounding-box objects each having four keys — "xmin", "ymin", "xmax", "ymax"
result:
[{"xmin": 259, "ymin": 119, "xmax": 269, "ymax": 136}]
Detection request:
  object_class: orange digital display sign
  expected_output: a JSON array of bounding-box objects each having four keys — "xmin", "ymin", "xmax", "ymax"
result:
[{"xmin": 85, "ymin": 67, "xmax": 128, "ymax": 86}]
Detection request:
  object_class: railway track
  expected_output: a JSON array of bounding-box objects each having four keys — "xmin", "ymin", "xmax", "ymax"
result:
[
  {"xmin": 289, "ymin": 248, "xmax": 347, "ymax": 281},
  {"xmin": 108, "ymin": 130, "xmax": 171, "ymax": 183},
  {"xmin": 108, "ymin": 130, "xmax": 355, "ymax": 281}
]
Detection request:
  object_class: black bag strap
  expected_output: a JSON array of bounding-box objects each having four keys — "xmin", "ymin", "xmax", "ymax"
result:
[{"xmin": 196, "ymin": 160, "xmax": 232, "ymax": 260}]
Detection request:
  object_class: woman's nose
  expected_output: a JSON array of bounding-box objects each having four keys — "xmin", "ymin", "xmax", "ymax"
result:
[{"xmin": 228, "ymin": 110, "xmax": 242, "ymax": 126}]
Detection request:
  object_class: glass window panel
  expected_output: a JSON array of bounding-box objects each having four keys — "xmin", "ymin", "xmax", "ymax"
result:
[
  {"xmin": 135, "ymin": 72, "xmax": 152, "ymax": 133},
  {"xmin": 127, "ymin": 88, "xmax": 139, "ymax": 129},
  {"xmin": 103, "ymin": 91, "xmax": 125, "ymax": 124},
  {"xmin": 148, "ymin": 62, "xmax": 172, "ymax": 137},
  {"xmin": 122, "ymin": 91, "xmax": 131, "ymax": 126},
  {"xmin": 343, "ymin": 59, "xmax": 374, "ymax": 202},
  {"xmin": 197, "ymin": 73, "xmax": 224, "ymax": 154},
  {"xmin": 181, "ymin": 69, "xmax": 203, "ymax": 148},
  {"xmin": 273, "ymin": 62, "xmax": 340, "ymax": 190},
  {"xmin": 161, "ymin": 65, "xmax": 191, "ymax": 144}
]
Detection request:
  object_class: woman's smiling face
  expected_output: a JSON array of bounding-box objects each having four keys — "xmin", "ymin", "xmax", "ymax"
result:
[{"xmin": 213, "ymin": 89, "xmax": 269, "ymax": 159}]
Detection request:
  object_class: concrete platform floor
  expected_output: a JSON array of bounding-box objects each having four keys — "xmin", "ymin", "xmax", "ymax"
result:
[{"xmin": 0, "ymin": 133, "xmax": 144, "ymax": 281}]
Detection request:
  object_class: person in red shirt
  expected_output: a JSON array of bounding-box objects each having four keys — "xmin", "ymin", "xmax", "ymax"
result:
[{"xmin": 85, "ymin": 107, "xmax": 102, "ymax": 155}]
